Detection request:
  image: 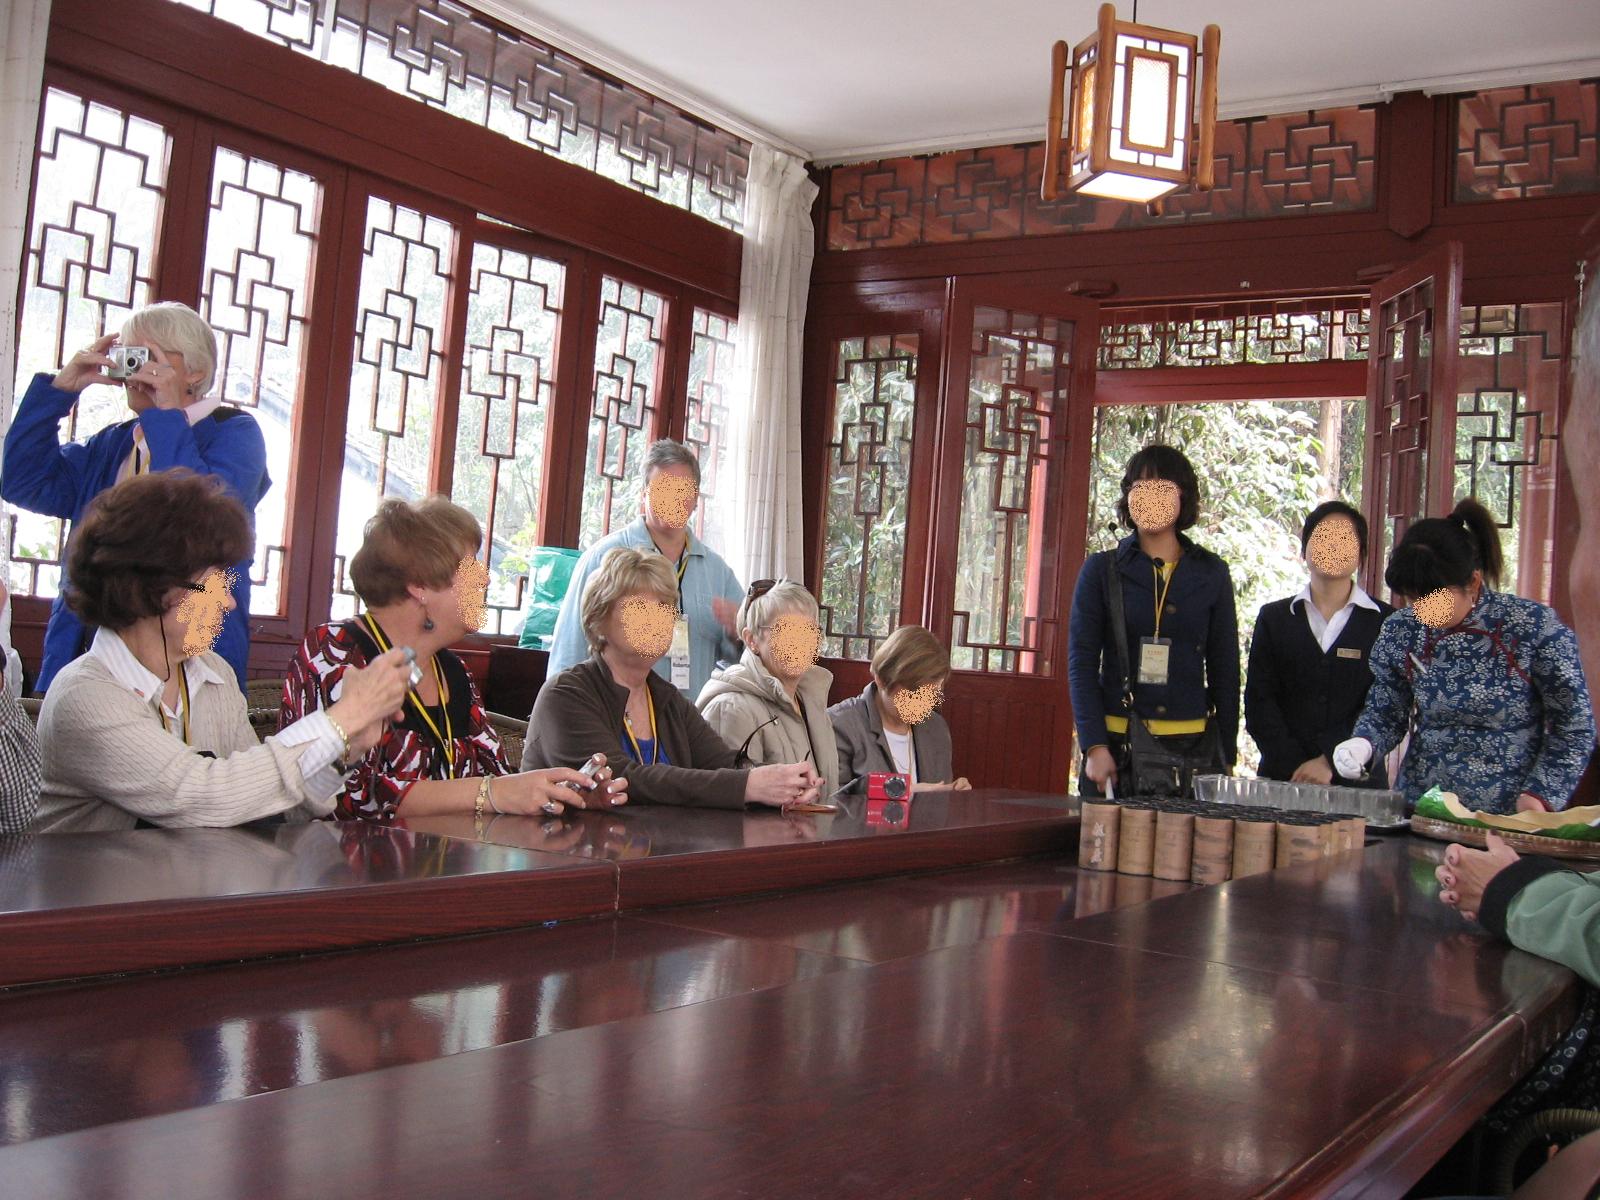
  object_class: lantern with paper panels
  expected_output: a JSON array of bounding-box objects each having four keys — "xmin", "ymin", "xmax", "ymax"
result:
[{"xmin": 1043, "ymin": 2, "xmax": 1221, "ymax": 207}]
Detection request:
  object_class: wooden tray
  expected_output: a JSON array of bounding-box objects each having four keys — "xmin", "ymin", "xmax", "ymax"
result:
[{"xmin": 1410, "ymin": 814, "xmax": 1600, "ymax": 861}]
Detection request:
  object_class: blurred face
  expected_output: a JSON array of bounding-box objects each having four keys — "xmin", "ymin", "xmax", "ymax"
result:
[
  {"xmin": 1411, "ymin": 582, "xmax": 1478, "ymax": 629},
  {"xmin": 642, "ymin": 467, "xmax": 698, "ymax": 532},
  {"xmin": 890, "ymin": 679, "xmax": 944, "ymax": 727},
  {"xmin": 760, "ymin": 613, "xmax": 822, "ymax": 681},
  {"xmin": 611, "ymin": 593, "xmax": 677, "ymax": 662},
  {"xmin": 170, "ymin": 566, "xmax": 237, "ymax": 658},
  {"xmin": 1306, "ymin": 515, "xmax": 1362, "ymax": 579},
  {"xmin": 1127, "ymin": 478, "xmax": 1182, "ymax": 533},
  {"xmin": 453, "ymin": 556, "xmax": 490, "ymax": 633}
]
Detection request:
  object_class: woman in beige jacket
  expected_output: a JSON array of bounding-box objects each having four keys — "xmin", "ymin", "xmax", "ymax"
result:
[{"xmin": 696, "ymin": 580, "xmax": 840, "ymax": 799}]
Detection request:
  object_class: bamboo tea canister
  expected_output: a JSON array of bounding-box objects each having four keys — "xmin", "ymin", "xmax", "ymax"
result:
[
  {"xmin": 1078, "ymin": 801, "xmax": 1122, "ymax": 872},
  {"xmin": 1276, "ymin": 817, "xmax": 1323, "ymax": 867},
  {"xmin": 1233, "ymin": 816, "xmax": 1277, "ymax": 877},
  {"xmin": 1153, "ymin": 808, "xmax": 1196, "ymax": 881},
  {"xmin": 1190, "ymin": 814, "xmax": 1234, "ymax": 885},
  {"xmin": 1331, "ymin": 815, "xmax": 1354, "ymax": 855},
  {"xmin": 1117, "ymin": 804, "xmax": 1156, "ymax": 876},
  {"xmin": 1344, "ymin": 816, "xmax": 1367, "ymax": 852}
]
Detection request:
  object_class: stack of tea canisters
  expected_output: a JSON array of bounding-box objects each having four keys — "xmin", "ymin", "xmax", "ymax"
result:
[{"xmin": 1077, "ymin": 796, "xmax": 1366, "ymax": 883}]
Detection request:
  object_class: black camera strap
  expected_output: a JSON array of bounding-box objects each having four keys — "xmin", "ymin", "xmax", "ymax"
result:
[{"xmin": 1102, "ymin": 551, "xmax": 1136, "ymax": 712}]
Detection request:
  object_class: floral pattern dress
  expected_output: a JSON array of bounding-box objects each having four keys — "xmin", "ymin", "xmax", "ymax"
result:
[
  {"xmin": 282, "ymin": 620, "xmax": 510, "ymax": 822},
  {"xmin": 1353, "ymin": 587, "xmax": 1596, "ymax": 813}
]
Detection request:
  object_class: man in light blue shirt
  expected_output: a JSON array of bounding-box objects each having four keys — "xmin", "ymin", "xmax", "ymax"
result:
[{"xmin": 545, "ymin": 440, "xmax": 743, "ymax": 699}]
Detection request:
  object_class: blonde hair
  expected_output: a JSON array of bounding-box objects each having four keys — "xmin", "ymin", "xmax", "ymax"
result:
[
  {"xmin": 349, "ymin": 495, "xmax": 482, "ymax": 606},
  {"xmin": 581, "ymin": 547, "xmax": 679, "ymax": 654},
  {"xmin": 737, "ymin": 579, "xmax": 818, "ymax": 638},
  {"xmin": 121, "ymin": 302, "xmax": 219, "ymax": 398},
  {"xmin": 871, "ymin": 625, "xmax": 951, "ymax": 692}
]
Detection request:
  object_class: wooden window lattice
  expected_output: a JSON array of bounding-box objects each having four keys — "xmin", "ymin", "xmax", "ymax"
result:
[
  {"xmin": 1099, "ymin": 298, "xmax": 1370, "ymax": 369},
  {"xmin": 1454, "ymin": 79, "xmax": 1600, "ymax": 203},
  {"xmin": 199, "ymin": 145, "xmax": 323, "ymax": 617},
  {"xmin": 819, "ymin": 333, "xmax": 919, "ymax": 662},
  {"xmin": 7, "ymin": 87, "xmax": 170, "ymax": 599},
  {"xmin": 450, "ymin": 241, "xmax": 565, "ymax": 637},
  {"xmin": 684, "ymin": 309, "xmax": 736, "ymax": 552},
  {"xmin": 168, "ymin": 0, "xmax": 749, "ymax": 229}
]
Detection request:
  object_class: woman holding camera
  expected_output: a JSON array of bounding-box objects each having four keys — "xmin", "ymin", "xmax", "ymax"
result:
[
  {"xmin": 523, "ymin": 547, "xmax": 821, "ymax": 809},
  {"xmin": 283, "ymin": 497, "xmax": 620, "ymax": 823},
  {"xmin": 2, "ymin": 302, "xmax": 269, "ymax": 691}
]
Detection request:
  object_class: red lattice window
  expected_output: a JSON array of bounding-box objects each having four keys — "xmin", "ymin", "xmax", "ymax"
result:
[
  {"xmin": 1099, "ymin": 298, "xmax": 1369, "ymax": 368},
  {"xmin": 950, "ymin": 308, "xmax": 1075, "ymax": 674},
  {"xmin": 7, "ymin": 87, "xmax": 171, "ymax": 599},
  {"xmin": 198, "ymin": 145, "xmax": 323, "ymax": 617},
  {"xmin": 1454, "ymin": 79, "xmax": 1600, "ymax": 203},
  {"xmin": 331, "ymin": 196, "xmax": 457, "ymax": 619},
  {"xmin": 450, "ymin": 241, "xmax": 565, "ymax": 637},
  {"xmin": 818, "ymin": 333, "xmax": 919, "ymax": 662},
  {"xmin": 168, "ymin": 0, "xmax": 748, "ymax": 229},
  {"xmin": 1454, "ymin": 303, "xmax": 1566, "ymax": 602},
  {"xmin": 684, "ymin": 308, "xmax": 736, "ymax": 551},
  {"xmin": 579, "ymin": 276, "xmax": 668, "ymax": 547},
  {"xmin": 1367, "ymin": 279, "xmax": 1443, "ymax": 581}
]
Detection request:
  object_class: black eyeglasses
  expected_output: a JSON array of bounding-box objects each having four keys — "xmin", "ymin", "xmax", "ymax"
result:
[
  {"xmin": 179, "ymin": 581, "xmax": 208, "ymax": 594},
  {"xmin": 745, "ymin": 578, "xmax": 777, "ymax": 601}
]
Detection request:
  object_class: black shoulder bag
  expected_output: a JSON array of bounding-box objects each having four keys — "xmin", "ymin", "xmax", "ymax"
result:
[{"xmin": 1102, "ymin": 551, "xmax": 1223, "ymax": 797}]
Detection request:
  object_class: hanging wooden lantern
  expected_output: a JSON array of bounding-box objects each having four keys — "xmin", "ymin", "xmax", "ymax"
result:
[{"xmin": 1043, "ymin": 3, "xmax": 1220, "ymax": 204}]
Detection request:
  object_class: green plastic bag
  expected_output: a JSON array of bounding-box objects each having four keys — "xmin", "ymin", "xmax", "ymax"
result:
[{"xmin": 517, "ymin": 547, "xmax": 583, "ymax": 650}]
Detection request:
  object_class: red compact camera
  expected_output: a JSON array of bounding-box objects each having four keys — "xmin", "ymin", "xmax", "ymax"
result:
[{"xmin": 866, "ymin": 771, "xmax": 911, "ymax": 801}]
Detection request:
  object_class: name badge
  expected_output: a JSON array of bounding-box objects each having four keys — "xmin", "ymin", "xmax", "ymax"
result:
[
  {"xmin": 1137, "ymin": 637, "xmax": 1171, "ymax": 686},
  {"xmin": 669, "ymin": 615, "xmax": 692, "ymax": 691},
  {"xmin": 1336, "ymin": 647, "xmax": 1363, "ymax": 660}
]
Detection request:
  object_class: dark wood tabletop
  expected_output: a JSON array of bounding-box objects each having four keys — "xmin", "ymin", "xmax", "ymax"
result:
[{"xmin": 0, "ymin": 838, "xmax": 1578, "ymax": 1198}]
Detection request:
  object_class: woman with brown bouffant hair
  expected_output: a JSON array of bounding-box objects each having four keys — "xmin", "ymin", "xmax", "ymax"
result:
[
  {"xmin": 283, "ymin": 496, "xmax": 622, "ymax": 823},
  {"xmin": 1335, "ymin": 497, "xmax": 1595, "ymax": 815},
  {"xmin": 33, "ymin": 470, "xmax": 412, "ymax": 833}
]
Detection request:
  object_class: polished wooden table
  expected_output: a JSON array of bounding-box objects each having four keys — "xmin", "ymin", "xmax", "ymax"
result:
[{"xmin": 0, "ymin": 832, "xmax": 1578, "ymax": 1198}]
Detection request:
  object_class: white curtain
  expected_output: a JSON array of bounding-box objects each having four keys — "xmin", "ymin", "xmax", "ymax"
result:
[
  {"xmin": 1, "ymin": 0, "xmax": 50, "ymax": 694},
  {"xmin": 725, "ymin": 142, "xmax": 818, "ymax": 586}
]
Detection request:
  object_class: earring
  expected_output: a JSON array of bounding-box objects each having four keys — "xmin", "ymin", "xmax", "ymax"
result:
[{"xmin": 421, "ymin": 607, "xmax": 435, "ymax": 632}]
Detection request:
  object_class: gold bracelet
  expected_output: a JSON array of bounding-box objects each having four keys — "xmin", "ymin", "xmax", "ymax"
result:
[
  {"xmin": 326, "ymin": 714, "xmax": 352, "ymax": 765},
  {"xmin": 474, "ymin": 775, "xmax": 489, "ymax": 821},
  {"xmin": 486, "ymin": 775, "xmax": 504, "ymax": 815}
]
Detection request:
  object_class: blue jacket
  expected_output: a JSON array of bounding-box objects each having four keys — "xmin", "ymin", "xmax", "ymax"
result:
[
  {"xmin": 2, "ymin": 373, "xmax": 269, "ymax": 691},
  {"xmin": 1353, "ymin": 587, "xmax": 1596, "ymax": 813},
  {"xmin": 1067, "ymin": 534, "xmax": 1240, "ymax": 764},
  {"xmin": 544, "ymin": 519, "xmax": 743, "ymax": 700}
]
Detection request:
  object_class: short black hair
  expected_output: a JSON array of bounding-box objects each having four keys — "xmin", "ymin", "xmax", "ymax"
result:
[
  {"xmin": 1384, "ymin": 497, "xmax": 1505, "ymax": 597},
  {"xmin": 1116, "ymin": 444, "xmax": 1200, "ymax": 532},
  {"xmin": 1300, "ymin": 500, "xmax": 1368, "ymax": 558}
]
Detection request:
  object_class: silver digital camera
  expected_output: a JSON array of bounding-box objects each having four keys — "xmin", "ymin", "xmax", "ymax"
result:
[{"xmin": 106, "ymin": 345, "xmax": 150, "ymax": 380}]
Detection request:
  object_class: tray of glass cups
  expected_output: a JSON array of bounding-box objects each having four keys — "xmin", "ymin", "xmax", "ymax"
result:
[{"xmin": 1192, "ymin": 775, "xmax": 1408, "ymax": 831}]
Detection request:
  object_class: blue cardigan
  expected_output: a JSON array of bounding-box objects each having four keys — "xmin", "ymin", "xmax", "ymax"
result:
[
  {"xmin": 1067, "ymin": 534, "xmax": 1240, "ymax": 764},
  {"xmin": 1353, "ymin": 587, "xmax": 1596, "ymax": 813},
  {"xmin": 1, "ymin": 373, "xmax": 270, "ymax": 691}
]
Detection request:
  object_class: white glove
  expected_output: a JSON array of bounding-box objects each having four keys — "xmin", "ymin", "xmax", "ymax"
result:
[{"xmin": 1332, "ymin": 737, "xmax": 1373, "ymax": 780}]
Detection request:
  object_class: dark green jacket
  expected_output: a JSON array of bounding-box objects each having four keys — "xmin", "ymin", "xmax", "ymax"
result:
[{"xmin": 1481, "ymin": 856, "xmax": 1600, "ymax": 987}]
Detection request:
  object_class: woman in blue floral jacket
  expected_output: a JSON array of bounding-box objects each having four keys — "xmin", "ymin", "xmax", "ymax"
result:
[{"xmin": 1334, "ymin": 499, "xmax": 1596, "ymax": 814}]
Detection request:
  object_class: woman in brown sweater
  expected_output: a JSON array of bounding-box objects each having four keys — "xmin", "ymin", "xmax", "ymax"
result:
[{"xmin": 522, "ymin": 548, "xmax": 822, "ymax": 809}]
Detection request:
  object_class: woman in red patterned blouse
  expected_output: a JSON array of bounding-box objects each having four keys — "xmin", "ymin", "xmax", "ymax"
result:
[{"xmin": 283, "ymin": 497, "xmax": 626, "ymax": 822}]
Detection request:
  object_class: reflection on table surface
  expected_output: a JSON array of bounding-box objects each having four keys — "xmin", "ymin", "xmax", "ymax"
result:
[
  {"xmin": 0, "ymin": 821, "xmax": 571, "ymax": 914},
  {"xmin": 403, "ymin": 788, "xmax": 1078, "ymax": 862}
]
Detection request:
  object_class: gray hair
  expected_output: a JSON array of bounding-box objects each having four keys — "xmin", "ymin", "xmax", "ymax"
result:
[
  {"xmin": 579, "ymin": 546, "xmax": 679, "ymax": 654},
  {"xmin": 641, "ymin": 439, "xmax": 701, "ymax": 489},
  {"xmin": 121, "ymin": 302, "xmax": 219, "ymax": 398},
  {"xmin": 738, "ymin": 579, "xmax": 819, "ymax": 639}
]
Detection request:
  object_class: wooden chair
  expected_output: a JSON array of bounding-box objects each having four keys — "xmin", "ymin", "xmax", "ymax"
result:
[
  {"xmin": 485, "ymin": 710, "xmax": 526, "ymax": 770},
  {"xmin": 20, "ymin": 696, "xmax": 41, "ymax": 727},
  {"xmin": 245, "ymin": 678, "xmax": 282, "ymax": 743}
]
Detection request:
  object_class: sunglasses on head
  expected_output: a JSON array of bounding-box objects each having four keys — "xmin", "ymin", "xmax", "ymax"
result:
[{"xmin": 745, "ymin": 579, "xmax": 777, "ymax": 601}]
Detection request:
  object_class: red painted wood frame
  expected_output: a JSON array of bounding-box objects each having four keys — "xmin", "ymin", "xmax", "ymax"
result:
[
  {"xmin": 11, "ymin": 1, "xmax": 739, "ymax": 682},
  {"xmin": 1360, "ymin": 242, "xmax": 1464, "ymax": 590},
  {"xmin": 929, "ymin": 281, "xmax": 1098, "ymax": 792}
]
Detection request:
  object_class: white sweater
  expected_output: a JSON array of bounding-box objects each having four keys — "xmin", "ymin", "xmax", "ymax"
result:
[{"xmin": 34, "ymin": 649, "xmax": 340, "ymax": 833}]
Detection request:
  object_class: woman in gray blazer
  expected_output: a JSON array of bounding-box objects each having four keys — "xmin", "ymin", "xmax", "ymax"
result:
[{"xmin": 828, "ymin": 625, "xmax": 969, "ymax": 793}]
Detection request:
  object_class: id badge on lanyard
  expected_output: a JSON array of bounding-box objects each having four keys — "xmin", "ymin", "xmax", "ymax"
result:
[
  {"xmin": 1138, "ymin": 637, "xmax": 1171, "ymax": 685},
  {"xmin": 670, "ymin": 615, "xmax": 692, "ymax": 691}
]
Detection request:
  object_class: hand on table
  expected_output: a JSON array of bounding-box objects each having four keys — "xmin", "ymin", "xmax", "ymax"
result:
[
  {"xmin": 1435, "ymin": 831, "xmax": 1520, "ymax": 921},
  {"xmin": 1291, "ymin": 755, "xmax": 1334, "ymax": 785},
  {"xmin": 496, "ymin": 762, "xmax": 627, "ymax": 816},
  {"xmin": 745, "ymin": 761, "xmax": 822, "ymax": 808}
]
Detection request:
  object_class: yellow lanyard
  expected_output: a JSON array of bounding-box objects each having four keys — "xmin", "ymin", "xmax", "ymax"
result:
[
  {"xmin": 622, "ymin": 688, "xmax": 659, "ymax": 765},
  {"xmin": 361, "ymin": 613, "xmax": 455, "ymax": 779},
  {"xmin": 157, "ymin": 666, "xmax": 192, "ymax": 745},
  {"xmin": 1152, "ymin": 561, "xmax": 1177, "ymax": 641}
]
